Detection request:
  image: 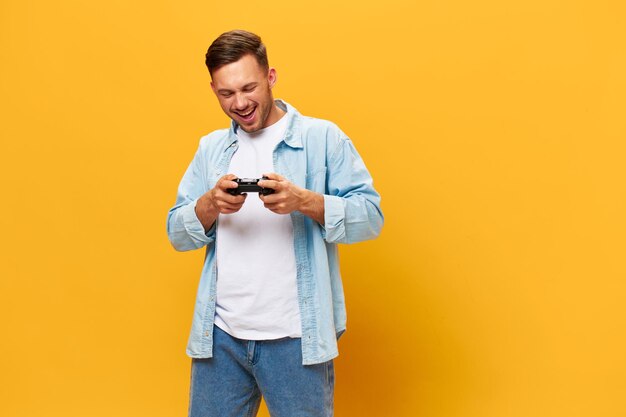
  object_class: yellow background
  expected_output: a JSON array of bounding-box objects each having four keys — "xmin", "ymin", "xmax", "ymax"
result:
[{"xmin": 1, "ymin": 1, "xmax": 625, "ymax": 416}]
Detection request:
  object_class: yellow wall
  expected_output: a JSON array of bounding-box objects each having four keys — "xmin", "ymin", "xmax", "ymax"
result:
[{"xmin": 1, "ymin": 1, "xmax": 625, "ymax": 416}]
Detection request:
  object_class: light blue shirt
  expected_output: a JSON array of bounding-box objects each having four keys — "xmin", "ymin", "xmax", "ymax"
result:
[{"xmin": 166, "ymin": 100, "xmax": 384, "ymax": 365}]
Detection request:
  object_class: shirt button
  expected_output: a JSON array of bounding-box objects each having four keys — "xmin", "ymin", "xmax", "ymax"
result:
[
  {"xmin": 205, "ymin": 331, "xmax": 209, "ymax": 337},
  {"xmin": 210, "ymin": 296, "xmax": 215, "ymax": 301}
]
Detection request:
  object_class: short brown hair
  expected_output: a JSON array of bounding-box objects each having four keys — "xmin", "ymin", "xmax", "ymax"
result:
[{"xmin": 205, "ymin": 30, "xmax": 269, "ymax": 76}]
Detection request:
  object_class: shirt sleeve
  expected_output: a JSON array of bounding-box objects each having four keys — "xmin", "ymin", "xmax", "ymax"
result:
[
  {"xmin": 321, "ymin": 136, "xmax": 384, "ymax": 244},
  {"xmin": 166, "ymin": 145, "xmax": 216, "ymax": 251}
]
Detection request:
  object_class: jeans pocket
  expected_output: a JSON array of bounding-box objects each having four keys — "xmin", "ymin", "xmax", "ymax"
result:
[{"xmin": 325, "ymin": 359, "xmax": 335, "ymax": 386}]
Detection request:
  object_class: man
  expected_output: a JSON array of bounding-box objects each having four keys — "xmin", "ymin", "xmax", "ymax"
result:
[{"xmin": 167, "ymin": 30, "xmax": 383, "ymax": 417}]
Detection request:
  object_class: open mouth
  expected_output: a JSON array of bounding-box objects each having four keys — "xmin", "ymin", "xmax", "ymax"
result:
[{"xmin": 234, "ymin": 107, "xmax": 256, "ymax": 123}]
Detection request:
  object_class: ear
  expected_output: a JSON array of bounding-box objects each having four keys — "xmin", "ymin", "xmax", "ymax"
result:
[
  {"xmin": 268, "ymin": 68, "xmax": 277, "ymax": 89},
  {"xmin": 210, "ymin": 80, "xmax": 216, "ymax": 94}
]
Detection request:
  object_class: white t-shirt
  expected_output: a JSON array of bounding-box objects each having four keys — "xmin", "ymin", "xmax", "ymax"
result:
[{"xmin": 214, "ymin": 112, "xmax": 302, "ymax": 340}]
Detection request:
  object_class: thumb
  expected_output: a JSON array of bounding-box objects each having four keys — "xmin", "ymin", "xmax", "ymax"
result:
[{"xmin": 262, "ymin": 172, "xmax": 285, "ymax": 181}]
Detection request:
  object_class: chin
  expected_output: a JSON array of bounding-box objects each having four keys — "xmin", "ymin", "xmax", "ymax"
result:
[{"xmin": 240, "ymin": 123, "xmax": 261, "ymax": 133}]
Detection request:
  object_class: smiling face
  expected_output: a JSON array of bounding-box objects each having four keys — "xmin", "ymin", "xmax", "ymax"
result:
[{"xmin": 210, "ymin": 54, "xmax": 284, "ymax": 133}]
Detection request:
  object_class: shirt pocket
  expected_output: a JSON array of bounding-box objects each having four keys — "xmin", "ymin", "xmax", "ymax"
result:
[{"xmin": 305, "ymin": 166, "xmax": 327, "ymax": 193}]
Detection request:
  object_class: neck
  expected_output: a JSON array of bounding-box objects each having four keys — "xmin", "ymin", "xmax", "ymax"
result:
[{"xmin": 264, "ymin": 100, "xmax": 286, "ymax": 127}]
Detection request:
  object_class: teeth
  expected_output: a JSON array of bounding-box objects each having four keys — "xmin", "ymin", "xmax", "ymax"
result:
[{"xmin": 239, "ymin": 108, "xmax": 255, "ymax": 117}]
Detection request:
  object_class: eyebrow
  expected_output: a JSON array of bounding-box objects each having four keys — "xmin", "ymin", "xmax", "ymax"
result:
[{"xmin": 217, "ymin": 82, "xmax": 258, "ymax": 94}]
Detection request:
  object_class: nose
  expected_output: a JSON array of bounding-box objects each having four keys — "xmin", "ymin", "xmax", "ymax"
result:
[{"xmin": 233, "ymin": 93, "xmax": 247, "ymax": 111}]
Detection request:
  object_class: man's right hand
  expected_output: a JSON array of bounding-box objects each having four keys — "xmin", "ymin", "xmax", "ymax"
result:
[{"xmin": 195, "ymin": 174, "xmax": 247, "ymax": 231}]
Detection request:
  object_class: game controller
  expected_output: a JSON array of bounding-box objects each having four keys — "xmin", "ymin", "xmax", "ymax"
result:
[{"xmin": 227, "ymin": 176, "xmax": 275, "ymax": 196}]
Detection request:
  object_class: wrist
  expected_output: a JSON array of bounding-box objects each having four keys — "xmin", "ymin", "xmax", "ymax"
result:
[
  {"xmin": 299, "ymin": 188, "xmax": 323, "ymax": 214},
  {"xmin": 298, "ymin": 188, "xmax": 313, "ymax": 212},
  {"xmin": 197, "ymin": 192, "xmax": 219, "ymax": 218},
  {"xmin": 298, "ymin": 189, "xmax": 325, "ymax": 225}
]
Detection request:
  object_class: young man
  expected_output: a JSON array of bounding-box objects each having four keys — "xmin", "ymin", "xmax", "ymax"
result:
[{"xmin": 167, "ymin": 30, "xmax": 383, "ymax": 417}]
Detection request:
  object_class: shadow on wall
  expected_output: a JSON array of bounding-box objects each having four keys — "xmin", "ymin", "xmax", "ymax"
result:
[{"xmin": 334, "ymin": 239, "xmax": 473, "ymax": 417}]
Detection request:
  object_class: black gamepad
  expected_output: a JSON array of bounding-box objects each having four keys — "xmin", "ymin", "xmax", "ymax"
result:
[{"xmin": 227, "ymin": 177, "xmax": 275, "ymax": 196}]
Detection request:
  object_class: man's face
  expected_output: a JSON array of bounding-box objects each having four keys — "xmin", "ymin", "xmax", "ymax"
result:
[{"xmin": 210, "ymin": 54, "xmax": 278, "ymax": 133}]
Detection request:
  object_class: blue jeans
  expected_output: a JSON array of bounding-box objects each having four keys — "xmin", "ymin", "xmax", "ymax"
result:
[{"xmin": 189, "ymin": 326, "xmax": 335, "ymax": 417}]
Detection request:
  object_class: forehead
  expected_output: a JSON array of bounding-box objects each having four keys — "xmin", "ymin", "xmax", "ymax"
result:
[{"xmin": 211, "ymin": 54, "xmax": 267, "ymax": 89}]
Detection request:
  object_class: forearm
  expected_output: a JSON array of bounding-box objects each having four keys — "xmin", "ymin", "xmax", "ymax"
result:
[
  {"xmin": 167, "ymin": 198, "xmax": 216, "ymax": 251},
  {"xmin": 298, "ymin": 189, "xmax": 325, "ymax": 225},
  {"xmin": 321, "ymin": 136, "xmax": 384, "ymax": 244},
  {"xmin": 195, "ymin": 192, "xmax": 220, "ymax": 232},
  {"xmin": 322, "ymin": 193, "xmax": 383, "ymax": 244}
]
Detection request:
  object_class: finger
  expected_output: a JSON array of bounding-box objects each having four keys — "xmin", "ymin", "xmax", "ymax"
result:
[
  {"xmin": 262, "ymin": 198, "xmax": 285, "ymax": 209},
  {"xmin": 219, "ymin": 201, "xmax": 245, "ymax": 212},
  {"xmin": 263, "ymin": 204, "xmax": 287, "ymax": 215},
  {"xmin": 262, "ymin": 202, "xmax": 277, "ymax": 212},
  {"xmin": 220, "ymin": 207, "xmax": 244, "ymax": 214},
  {"xmin": 258, "ymin": 178, "xmax": 281, "ymax": 191},
  {"xmin": 262, "ymin": 172, "xmax": 285, "ymax": 181},
  {"xmin": 259, "ymin": 192, "xmax": 278, "ymax": 204},
  {"xmin": 217, "ymin": 180, "xmax": 239, "ymax": 193},
  {"xmin": 217, "ymin": 173, "xmax": 238, "ymax": 188},
  {"xmin": 217, "ymin": 192, "xmax": 247, "ymax": 205}
]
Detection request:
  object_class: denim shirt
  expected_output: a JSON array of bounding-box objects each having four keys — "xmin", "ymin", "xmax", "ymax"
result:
[{"xmin": 166, "ymin": 100, "xmax": 383, "ymax": 365}]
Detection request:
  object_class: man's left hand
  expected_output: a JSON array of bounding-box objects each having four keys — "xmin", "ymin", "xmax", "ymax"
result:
[{"xmin": 259, "ymin": 173, "xmax": 325, "ymax": 224}]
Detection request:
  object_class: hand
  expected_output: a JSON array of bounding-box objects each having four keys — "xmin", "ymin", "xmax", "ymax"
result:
[
  {"xmin": 259, "ymin": 173, "xmax": 325, "ymax": 225},
  {"xmin": 197, "ymin": 174, "xmax": 247, "ymax": 222},
  {"xmin": 258, "ymin": 173, "xmax": 306, "ymax": 215}
]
